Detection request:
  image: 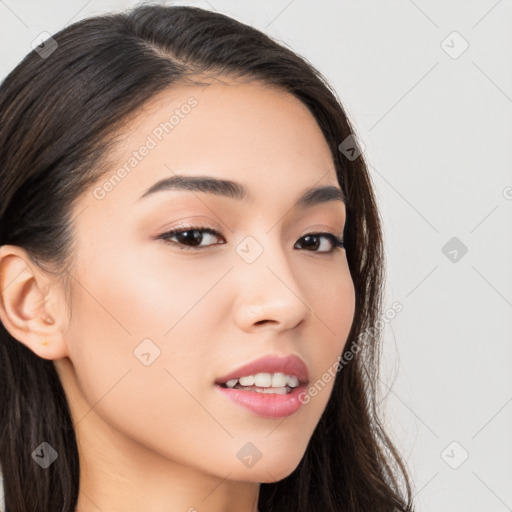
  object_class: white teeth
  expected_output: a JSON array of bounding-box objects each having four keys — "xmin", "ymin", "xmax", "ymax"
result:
[
  {"xmin": 287, "ymin": 375, "xmax": 300, "ymax": 387},
  {"xmin": 254, "ymin": 373, "xmax": 272, "ymax": 387},
  {"xmin": 239, "ymin": 375, "xmax": 255, "ymax": 386},
  {"xmin": 271, "ymin": 372, "xmax": 288, "ymax": 387},
  {"xmin": 223, "ymin": 372, "xmax": 301, "ymax": 389},
  {"xmin": 261, "ymin": 387, "xmax": 288, "ymax": 394},
  {"xmin": 225, "ymin": 379, "xmax": 238, "ymax": 388}
]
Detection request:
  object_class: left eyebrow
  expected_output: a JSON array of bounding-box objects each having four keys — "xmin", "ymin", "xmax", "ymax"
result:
[{"xmin": 138, "ymin": 174, "xmax": 347, "ymax": 209}]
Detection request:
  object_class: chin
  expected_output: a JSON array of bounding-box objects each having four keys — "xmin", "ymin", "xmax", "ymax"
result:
[{"xmin": 230, "ymin": 455, "xmax": 303, "ymax": 484}]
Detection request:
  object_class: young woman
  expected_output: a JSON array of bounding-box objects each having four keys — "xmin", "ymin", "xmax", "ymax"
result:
[{"xmin": 0, "ymin": 5, "xmax": 414, "ymax": 511}]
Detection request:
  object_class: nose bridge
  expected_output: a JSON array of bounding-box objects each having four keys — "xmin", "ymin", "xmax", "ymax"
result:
[{"xmin": 231, "ymin": 228, "xmax": 309, "ymax": 329}]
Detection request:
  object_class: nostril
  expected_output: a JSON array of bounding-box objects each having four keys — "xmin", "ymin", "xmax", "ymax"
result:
[{"xmin": 254, "ymin": 319, "xmax": 277, "ymax": 326}]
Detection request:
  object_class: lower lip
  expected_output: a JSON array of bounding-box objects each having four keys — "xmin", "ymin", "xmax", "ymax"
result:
[{"xmin": 215, "ymin": 384, "xmax": 308, "ymax": 418}]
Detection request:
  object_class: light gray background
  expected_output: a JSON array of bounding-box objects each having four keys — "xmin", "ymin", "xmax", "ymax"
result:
[{"xmin": 1, "ymin": 1, "xmax": 511, "ymax": 511}]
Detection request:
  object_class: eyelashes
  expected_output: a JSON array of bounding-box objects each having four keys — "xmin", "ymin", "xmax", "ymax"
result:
[{"xmin": 157, "ymin": 225, "xmax": 345, "ymax": 254}]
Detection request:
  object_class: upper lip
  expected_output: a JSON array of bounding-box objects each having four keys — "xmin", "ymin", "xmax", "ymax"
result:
[{"xmin": 215, "ymin": 354, "xmax": 309, "ymax": 385}]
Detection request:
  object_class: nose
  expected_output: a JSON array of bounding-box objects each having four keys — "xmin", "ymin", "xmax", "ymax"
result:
[{"xmin": 231, "ymin": 235, "xmax": 310, "ymax": 333}]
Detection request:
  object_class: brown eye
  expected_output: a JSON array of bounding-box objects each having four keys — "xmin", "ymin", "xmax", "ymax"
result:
[
  {"xmin": 294, "ymin": 232, "xmax": 344, "ymax": 253},
  {"xmin": 158, "ymin": 226, "xmax": 224, "ymax": 251}
]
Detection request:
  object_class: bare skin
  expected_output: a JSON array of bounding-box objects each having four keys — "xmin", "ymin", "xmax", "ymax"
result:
[{"xmin": 0, "ymin": 77, "xmax": 355, "ymax": 512}]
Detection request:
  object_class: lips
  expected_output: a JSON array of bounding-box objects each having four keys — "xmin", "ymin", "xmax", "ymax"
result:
[{"xmin": 215, "ymin": 354, "xmax": 309, "ymax": 386}]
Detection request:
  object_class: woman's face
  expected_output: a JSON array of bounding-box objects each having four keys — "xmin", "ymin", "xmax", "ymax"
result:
[{"xmin": 55, "ymin": 78, "xmax": 355, "ymax": 483}]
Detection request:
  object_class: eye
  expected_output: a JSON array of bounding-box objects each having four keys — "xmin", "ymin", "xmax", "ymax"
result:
[
  {"xmin": 157, "ymin": 226, "xmax": 224, "ymax": 251},
  {"xmin": 294, "ymin": 232, "xmax": 345, "ymax": 253},
  {"xmin": 157, "ymin": 225, "xmax": 345, "ymax": 253}
]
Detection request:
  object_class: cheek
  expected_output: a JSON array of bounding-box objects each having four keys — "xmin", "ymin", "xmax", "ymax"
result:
[
  {"xmin": 64, "ymin": 249, "xmax": 230, "ymax": 453},
  {"xmin": 299, "ymin": 263, "xmax": 355, "ymax": 408},
  {"xmin": 66, "ymin": 248, "xmax": 220, "ymax": 382},
  {"xmin": 64, "ymin": 275, "xmax": 225, "ymax": 470},
  {"xmin": 74, "ymin": 240, "xmax": 226, "ymax": 340},
  {"xmin": 304, "ymin": 260, "xmax": 355, "ymax": 348}
]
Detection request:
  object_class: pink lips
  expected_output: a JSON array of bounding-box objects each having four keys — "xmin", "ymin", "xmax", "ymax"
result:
[{"xmin": 214, "ymin": 354, "xmax": 310, "ymax": 419}]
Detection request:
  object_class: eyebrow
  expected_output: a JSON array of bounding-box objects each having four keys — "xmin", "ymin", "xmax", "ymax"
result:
[{"xmin": 138, "ymin": 175, "xmax": 347, "ymax": 209}]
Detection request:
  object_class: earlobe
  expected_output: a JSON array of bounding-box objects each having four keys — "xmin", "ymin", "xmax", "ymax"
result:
[{"xmin": 0, "ymin": 244, "xmax": 69, "ymax": 360}]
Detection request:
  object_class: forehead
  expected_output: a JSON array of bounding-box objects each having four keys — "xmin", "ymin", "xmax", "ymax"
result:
[{"xmin": 78, "ymin": 78, "xmax": 342, "ymax": 217}]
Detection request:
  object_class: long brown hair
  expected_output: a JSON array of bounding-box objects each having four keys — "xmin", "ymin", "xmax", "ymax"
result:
[{"xmin": 0, "ymin": 5, "xmax": 414, "ymax": 511}]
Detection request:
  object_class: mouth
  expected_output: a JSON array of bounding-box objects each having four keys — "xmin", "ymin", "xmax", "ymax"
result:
[{"xmin": 214, "ymin": 354, "xmax": 310, "ymax": 418}]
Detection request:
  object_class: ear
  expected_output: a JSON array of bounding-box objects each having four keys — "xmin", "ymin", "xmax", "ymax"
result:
[{"xmin": 0, "ymin": 244, "xmax": 70, "ymax": 360}]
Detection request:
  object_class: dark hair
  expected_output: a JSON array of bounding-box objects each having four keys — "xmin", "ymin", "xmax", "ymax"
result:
[{"xmin": 0, "ymin": 4, "xmax": 414, "ymax": 511}]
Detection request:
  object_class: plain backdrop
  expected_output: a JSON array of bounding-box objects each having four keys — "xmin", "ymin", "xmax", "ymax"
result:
[{"xmin": 1, "ymin": 1, "xmax": 511, "ymax": 511}]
